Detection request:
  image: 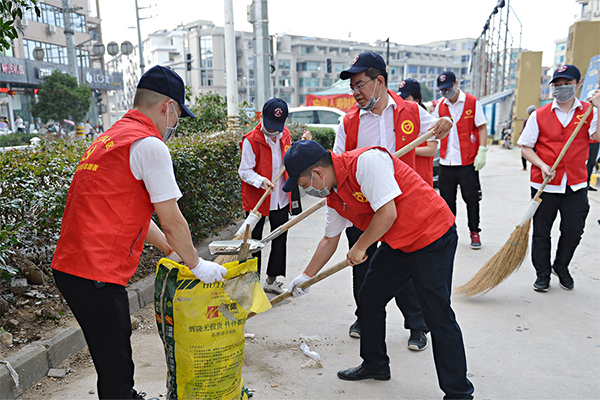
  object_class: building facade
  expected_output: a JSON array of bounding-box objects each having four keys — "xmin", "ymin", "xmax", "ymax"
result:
[{"xmin": 1, "ymin": 0, "xmax": 122, "ymax": 133}]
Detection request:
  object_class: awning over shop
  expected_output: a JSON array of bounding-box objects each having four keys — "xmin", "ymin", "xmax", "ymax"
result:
[{"xmin": 479, "ymin": 89, "xmax": 514, "ymax": 107}]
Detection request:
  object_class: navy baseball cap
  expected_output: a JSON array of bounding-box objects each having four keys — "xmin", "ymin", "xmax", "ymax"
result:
[
  {"xmin": 551, "ymin": 65, "xmax": 581, "ymax": 83},
  {"xmin": 262, "ymin": 98, "xmax": 288, "ymax": 132},
  {"xmin": 340, "ymin": 51, "xmax": 386, "ymax": 80},
  {"xmin": 137, "ymin": 65, "xmax": 195, "ymax": 118},
  {"xmin": 437, "ymin": 71, "xmax": 456, "ymax": 90},
  {"xmin": 398, "ymin": 79, "xmax": 421, "ymax": 99},
  {"xmin": 282, "ymin": 140, "xmax": 327, "ymax": 192}
]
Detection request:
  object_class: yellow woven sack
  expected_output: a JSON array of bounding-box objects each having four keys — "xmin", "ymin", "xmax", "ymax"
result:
[{"xmin": 155, "ymin": 257, "xmax": 270, "ymax": 399}]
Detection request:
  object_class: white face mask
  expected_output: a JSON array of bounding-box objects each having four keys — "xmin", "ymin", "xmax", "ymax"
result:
[
  {"xmin": 261, "ymin": 124, "xmax": 280, "ymax": 138},
  {"xmin": 305, "ymin": 172, "xmax": 330, "ymax": 198},
  {"xmin": 357, "ymin": 78, "xmax": 382, "ymax": 112},
  {"xmin": 163, "ymin": 103, "xmax": 179, "ymax": 141},
  {"xmin": 552, "ymin": 84, "xmax": 577, "ymax": 103}
]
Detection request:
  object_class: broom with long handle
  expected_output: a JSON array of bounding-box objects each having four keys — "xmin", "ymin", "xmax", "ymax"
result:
[{"xmin": 455, "ymin": 102, "xmax": 596, "ymax": 297}]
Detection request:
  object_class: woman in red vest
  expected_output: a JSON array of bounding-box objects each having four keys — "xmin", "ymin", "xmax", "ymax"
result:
[
  {"xmin": 518, "ymin": 66, "xmax": 599, "ymax": 292},
  {"xmin": 239, "ymin": 98, "xmax": 296, "ymax": 294},
  {"xmin": 398, "ymin": 78, "xmax": 438, "ymax": 187},
  {"xmin": 282, "ymin": 140, "xmax": 474, "ymax": 399}
]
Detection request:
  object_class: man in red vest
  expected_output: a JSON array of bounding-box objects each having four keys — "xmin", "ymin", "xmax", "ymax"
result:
[
  {"xmin": 433, "ymin": 70, "xmax": 488, "ymax": 249},
  {"xmin": 282, "ymin": 140, "xmax": 474, "ymax": 399},
  {"xmin": 51, "ymin": 66, "xmax": 227, "ymax": 399},
  {"xmin": 518, "ymin": 65, "xmax": 599, "ymax": 292},
  {"xmin": 239, "ymin": 98, "xmax": 297, "ymax": 294},
  {"xmin": 333, "ymin": 51, "xmax": 452, "ymax": 351}
]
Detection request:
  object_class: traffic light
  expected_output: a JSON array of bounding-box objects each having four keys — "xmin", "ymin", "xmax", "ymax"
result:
[
  {"xmin": 326, "ymin": 58, "xmax": 332, "ymax": 73},
  {"xmin": 186, "ymin": 53, "xmax": 192, "ymax": 71},
  {"xmin": 94, "ymin": 90, "xmax": 102, "ymax": 105}
]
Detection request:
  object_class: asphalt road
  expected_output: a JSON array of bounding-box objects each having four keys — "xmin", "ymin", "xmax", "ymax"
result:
[{"xmin": 20, "ymin": 145, "xmax": 600, "ymax": 400}]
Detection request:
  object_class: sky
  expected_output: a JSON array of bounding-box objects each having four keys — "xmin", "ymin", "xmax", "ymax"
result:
[{"xmin": 97, "ymin": 0, "xmax": 583, "ymax": 67}]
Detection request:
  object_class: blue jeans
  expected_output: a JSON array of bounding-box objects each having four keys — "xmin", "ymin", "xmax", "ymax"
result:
[{"xmin": 358, "ymin": 226, "xmax": 474, "ymax": 399}]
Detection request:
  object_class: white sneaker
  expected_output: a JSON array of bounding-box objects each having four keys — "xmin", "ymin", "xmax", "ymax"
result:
[{"xmin": 263, "ymin": 280, "xmax": 286, "ymax": 294}]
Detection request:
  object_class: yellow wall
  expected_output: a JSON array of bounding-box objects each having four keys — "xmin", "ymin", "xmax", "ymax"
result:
[
  {"xmin": 512, "ymin": 51, "xmax": 542, "ymax": 142},
  {"xmin": 566, "ymin": 20, "xmax": 600, "ymax": 81}
]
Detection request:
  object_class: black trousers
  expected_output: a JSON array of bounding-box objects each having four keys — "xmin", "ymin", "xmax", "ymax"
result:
[
  {"xmin": 531, "ymin": 187, "xmax": 589, "ymax": 280},
  {"xmin": 53, "ymin": 269, "xmax": 136, "ymax": 399},
  {"xmin": 439, "ymin": 164, "xmax": 482, "ymax": 233},
  {"xmin": 249, "ymin": 206, "xmax": 289, "ymax": 278},
  {"xmin": 588, "ymin": 142, "xmax": 599, "ymax": 185},
  {"xmin": 345, "ymin": 226, "xmax": 427, "ymax": 332},
  {"xmin": 358, "ymin": 227, "xmax": 473, "ymax": 399}
]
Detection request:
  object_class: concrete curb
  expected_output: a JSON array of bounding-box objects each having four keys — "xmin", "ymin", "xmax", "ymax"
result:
[{"xmin": 0, "ymin": 219, "xmax": 244, "ymax": 399}]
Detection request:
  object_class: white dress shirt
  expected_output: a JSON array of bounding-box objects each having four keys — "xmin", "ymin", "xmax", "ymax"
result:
[
  {"xmin": 238, "ymin": 132, "xmax": 289, "ymax": 211},
  {"xmin": 325, "ymin": 149, "xmax": 401, "ymax": 238},
  {"xmin": 517, "ymin": 98, "xmax": 598, "ymax": 193},
  {"xmin": 433, "ymin": 89, "xmax": 487, "ymax": 166}
]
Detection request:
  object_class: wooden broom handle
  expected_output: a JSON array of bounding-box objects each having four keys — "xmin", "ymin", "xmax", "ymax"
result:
[
  {"xmin": 533, "ymin": 104, "xmax": 594, "ymax": 202},
  {"xmin": 392, "ymin": 129, "xmax": 435, "ymax": 159},
  {"xmin": 251, "ymin": 166, "xmax": 286, "ymax": 214},
  {"xmin": 277, "ymin": 198, "xmax": 326, "ymax": 234},
  {"xmin": 247, "ymin": 259, "xmax": 349, "ymax": 318}
]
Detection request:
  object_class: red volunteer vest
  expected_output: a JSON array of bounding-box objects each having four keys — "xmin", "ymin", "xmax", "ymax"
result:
[
  {"xmin": 240, "ymin": 123, "xmax": 291, "ymax": 216},
  {"xmin": 51, "ymin": 110, "xmax": 162, "ymax": 286},
  {"xmin": 415, "ymin": 142, "xmax": 434, "ymax": 187},
  {"xmin": 530, "ymin": 102, "xmax": 592, "ymax": 186},
  {"xmin": 343, "ymin": 89, "xmax": 421, "ymax": 169},
  {"xmin": 327, "ymin": 147, "xmax": 455, "ymax": 252},
  {"xmin": 438, "ymin": 92, "xmax": 480, "ymax": 165}
]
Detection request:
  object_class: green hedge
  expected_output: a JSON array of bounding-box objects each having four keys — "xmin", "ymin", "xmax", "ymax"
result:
[
  {"xmin": 0, "ymin": 133, "xmax": 39, "ymax": 147},
  {"xmin": 0, "ymin": 132, "xmax": 245, "ymax": 279}
]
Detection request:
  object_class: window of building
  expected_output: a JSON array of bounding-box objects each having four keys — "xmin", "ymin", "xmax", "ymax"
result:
[
  {"xmin": 279, "ymin": 93, "xmax": 291, "ymax": 103},
  {"xmin": 322, "ymin": 78, "xmax": 332, "ymax": 87},
  {"xmin": 461, "ymin": 68, "xmax": 468, "ymax": 75},
  {"xmin": 279, "ymin": 77, "xmax": 290, "ymax": 87},
  {"xmin": 278, "ymin": 59, "xmax": 290, "ymax": 69},
  {"xmin": 23, "ymin": 39, "xmax": 89, "ymax": 68},
  {"xmin": 462, "ymin": 42, "xmax": 473, "ymax": 50},
  {"xmin": 297, "ymin": 61, "xmax": 320, "ymax": 71},
  {"xmin": 334, "ymin": 64, "xmax": 344, "ymax": 73},
  {"xmin": 428, "ymin": 66, "xmax": 436, "ymax": 75},
  {"xmin": 556, "ymin": 43, "xmax": 566, "ymax": 52},
  {"xmin": 555, "ymin": 55, "xmax": 565, "ymax": 64},
  {"xmin": 299, "ymin": 78, "xmax": 319, "ymax": 87},
  {"xmin": 438, "ymin": 67, "xmax": 444, "ymax": 74},
  {"xmin": 408, "ymin": 65, "xmax": 418, "ymax": 74},
  {"xmin": 419, "ymin": 66, "xmax": 426, "ymax": 74},
  {"xmin": 389, "ymin": 66, "xmax": 398, "ymax": 75},
  {"xmin": 301, "ymin": 46, "xmax": 312, "ymax": 54},
  {"xmin": 451, "ymin": 44, "xmax": 456, "ymax": 51},
  {"xmin": 299, "ymin": 94, "xmax": 306, "ymax": 105},
  {"xmin": 199, "ymin": 36, "xmax": 214, "ymax": 86},
  {"xmin": 462, "ymin": 55, "xmax": 470, "ymax": 63}
]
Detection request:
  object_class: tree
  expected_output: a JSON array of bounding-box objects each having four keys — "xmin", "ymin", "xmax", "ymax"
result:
[
  {"xmin": 0, "ymin": 0, "xmax": 40, "ymax": 51},
  {"xmin": 421, "ymin": 85, "xmax": 434, "ymax": 103},
  {"xmin": 30, "ymin": 70, "xmax": 92, "ymax": 127}
]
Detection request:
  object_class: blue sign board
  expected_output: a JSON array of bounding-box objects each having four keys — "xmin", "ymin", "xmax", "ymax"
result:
[{"xmin": 579, "ymin": 54, "xmax": 599, "ymax": 101}]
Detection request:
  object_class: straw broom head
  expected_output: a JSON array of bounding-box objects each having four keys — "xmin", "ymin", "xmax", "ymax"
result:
[{"xmin": 454, "ymin": 219, "xmax": 530, "ymax": 297}]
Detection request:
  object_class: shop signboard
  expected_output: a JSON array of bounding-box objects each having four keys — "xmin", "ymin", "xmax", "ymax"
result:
[{"xmin": 0, "ymin": 55, "xmax": 28, "ymax": 84}]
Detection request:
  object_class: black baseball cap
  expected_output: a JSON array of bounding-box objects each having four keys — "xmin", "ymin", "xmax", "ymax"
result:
[
  {"xmin": 551, "ymin": 64, "xmax": 581, "ymax": 83},
  {"xmin": 282, "ymin": 140, "xmax": 328, "ymax": 192},
  {"xmin": 437, "ymin": 71, "xmax": 456, "ymax": 90},
  {"xmin": 262, "ymin": 98, "xmax": 288, "ymax": 132},
  {"xmin": 398, "ymin": 79, "xmax": 421, "ymax": 99},
  {"xmin": 137, "ymin": 65, "xmax": 195, "ymax": 118},
  {"xmin": 340, "ymin": 51, "xmax": 386, "ymax": 80}
]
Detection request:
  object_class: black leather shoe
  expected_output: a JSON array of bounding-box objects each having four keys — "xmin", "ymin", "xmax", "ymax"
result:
[{"xmin": 337, "ymin": 364, "xmax": 391, "ymax": 381}]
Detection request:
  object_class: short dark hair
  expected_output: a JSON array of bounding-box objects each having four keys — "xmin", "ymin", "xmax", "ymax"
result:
[
  {"xmin": 365, "ymin": 67, "xmax": 388, "ymax": 86},
  {"xmin": 299, "ymin": 152, "xmax": 333, "ymax": 179}
]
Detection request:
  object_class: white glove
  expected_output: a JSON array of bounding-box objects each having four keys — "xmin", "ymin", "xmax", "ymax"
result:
[
  {"xmin": 167, "ymin": 250, "xmax": 182, "ymax": 263},
  {"xmin": 288, "ymin": 272, "xmax": 311, "ymax": 298},
  {"xmin": 190, "ymin": 258, "xmax": 227, "ymax": 284},
  {"xmin": 473, "ymin": 146, "xmax": 488, "ymax": 171}
]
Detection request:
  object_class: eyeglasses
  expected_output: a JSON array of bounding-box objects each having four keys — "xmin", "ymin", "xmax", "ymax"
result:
[{"xmin": 348, "ymin": 78, "xmax": 375, "ymax": 95}]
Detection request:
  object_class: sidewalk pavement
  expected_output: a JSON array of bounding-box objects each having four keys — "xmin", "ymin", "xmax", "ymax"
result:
[{"xmin": 8, "ymin": 144, "xmax": 600, "ymax": 399}]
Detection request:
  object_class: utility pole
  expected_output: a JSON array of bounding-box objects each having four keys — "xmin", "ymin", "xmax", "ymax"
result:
[
  {"xmin": 501, "ymin": 0, "xmax": 510, "ymax": 91},
  {"xmin": 62, "ymin": 0, "xmax": 79, "ymax": 83},
  {"xmin": 135, "ymin": 0, "xmax": 146, "ymax": 75},
  {"xmin": 249, "ymin": 0, "xmax": 270, "ymax": 112},
  {"xmin": 224, "ymin": 0, "xmax": 239, "ymax": 131}
]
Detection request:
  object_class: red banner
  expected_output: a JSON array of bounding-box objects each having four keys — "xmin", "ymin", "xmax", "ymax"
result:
[{"xmin": 306, "ymin": 94, "xmax": 356, "ymax": 113}]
